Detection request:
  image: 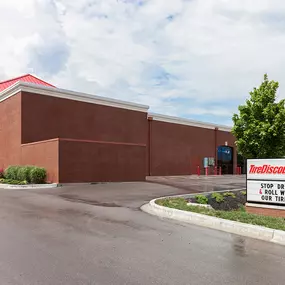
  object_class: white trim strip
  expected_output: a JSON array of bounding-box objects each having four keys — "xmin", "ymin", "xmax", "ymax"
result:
[
  {"xmin": 0, "ymin": 81, "xmax": 232, "ymax": 131},
  {"xmin": 149, "ymin": 112, "xmax": 232, "ymax": 132},
  {"xmin": 0, "ymin": 82, "xmax": 149, "ymax": 112}
]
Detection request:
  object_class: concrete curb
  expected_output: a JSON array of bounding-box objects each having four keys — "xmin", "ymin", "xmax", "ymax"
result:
[
  {"xmin": 0, "ymin": 183, "xmax": 59, "ymax": 189},
  {"xmin": 57, "ymin": 182, "xmax": 102, "ymax": 187},
  {"xmin": 172, "ymin": 188, "xmax": 245, "ymax": 199},
  {"xmin": 141, "ymin": 198, "xmax": 285, "ymax": 246}
]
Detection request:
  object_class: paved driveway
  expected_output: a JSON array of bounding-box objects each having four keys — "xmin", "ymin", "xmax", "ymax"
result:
[{"xmin": 0, "ymin": 180, "xmax": 284, "ymax": 285}]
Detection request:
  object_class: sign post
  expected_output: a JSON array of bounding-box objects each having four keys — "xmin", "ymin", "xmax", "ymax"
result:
[{"xmin": 247, "ymin": 159, "xmax": 285, "ymax": 213}]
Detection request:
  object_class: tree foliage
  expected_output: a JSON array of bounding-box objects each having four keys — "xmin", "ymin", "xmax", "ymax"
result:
[{"xmin": 232, "ymin": 74, "xmax": 285, "ymax": 159}]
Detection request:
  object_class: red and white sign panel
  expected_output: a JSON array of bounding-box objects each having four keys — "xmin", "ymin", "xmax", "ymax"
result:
[
  {"xmin": 247, "ymin": 159, "xmax": 285, "ymax": 205},
  {"xmin": 247, "ymin": 159, "xmax": 285, "ymax": 181},
  {"xmin": 247, "ymin": 180, "xmax": 285, "ymax": 205}
]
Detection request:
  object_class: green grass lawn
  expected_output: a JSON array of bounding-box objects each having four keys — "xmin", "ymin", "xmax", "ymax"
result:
[{"xmin": 156, "ymin": 197, "xmax": 285, "ymax": 231}]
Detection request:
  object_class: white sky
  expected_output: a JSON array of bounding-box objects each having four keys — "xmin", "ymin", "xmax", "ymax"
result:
[{"xmin": 0, "ymin": 0, "xmax": 284, "ymax": 125}]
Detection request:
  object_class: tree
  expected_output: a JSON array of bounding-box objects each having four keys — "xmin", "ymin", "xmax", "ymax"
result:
[{"xmin": 232, "ymin": 74, "xmax": 285, "ymax": 159}]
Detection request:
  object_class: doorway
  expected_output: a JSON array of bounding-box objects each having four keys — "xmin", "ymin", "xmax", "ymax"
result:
[{"xmin": 217, "ymin": 146, "xmax": 233, "ymax": 174}]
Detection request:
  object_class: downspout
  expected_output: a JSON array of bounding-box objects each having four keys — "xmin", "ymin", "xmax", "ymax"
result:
[{"xmin": 215, "ymin": 127, "xmax": 218, "ymax": 166}]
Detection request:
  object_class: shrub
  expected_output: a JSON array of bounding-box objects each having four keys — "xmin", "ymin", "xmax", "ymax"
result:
[
  {"xmin": 223, "ymin": 192, "xmax": 236, "ymax": 198},
  {"xmin": 0, "ymin": 168, "xmax": 4, "ymax": 178},
  {"xmin": 208, "ymin": 191, "xmax": 246, "ymax": 211},
  {"xmin": 17, "ymin": 166, "xmax": 34, "ymax": 183},
  {"xmin": 211, "ymin": 192, "xmax": 224, "ymax": 203},
  {"xmin": 4, "ymin": 166, "xmax": 21, "ymax": 180},
  {"xmin": 195, "ymin": 194, "xmax": 208, "ymax": 204},
  {"xmin": 30, "ymin": 167, "xmax": 47, "ymax": 184},
  {"xmin": 241, "ymin": 191, "xmax": 246, "ymax": 196},
  {"xmin": 4, "ymin": 165, "xmax": 47, "ymax": 184}
]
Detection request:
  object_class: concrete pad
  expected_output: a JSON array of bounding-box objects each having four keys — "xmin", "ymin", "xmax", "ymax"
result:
[{"xmin": 147, "ymin": 175, "xmax": 246, "ymax": 193}]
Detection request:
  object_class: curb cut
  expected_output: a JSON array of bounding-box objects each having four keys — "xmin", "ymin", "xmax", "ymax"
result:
[
  {"xmin": 0, "ymin": 183, "xmax": 59, "ymax": 189},
  {"xmin": 141, "ymin": 198, "xmax": 285, "ymax": 246}
]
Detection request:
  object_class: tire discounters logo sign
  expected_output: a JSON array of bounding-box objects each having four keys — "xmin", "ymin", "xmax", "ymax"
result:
[{"xmin": 247, "ymin": 159, "xmax": 285, "ymax": 205}]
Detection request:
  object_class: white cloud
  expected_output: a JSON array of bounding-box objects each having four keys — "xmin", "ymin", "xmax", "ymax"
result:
[
  {"xmin": 187, "ymin": 107, "xmax": 234, "ymax": 117},
  {"xmin": 0, "ymin": 0, "xmax": 285, "ymax": 124}
]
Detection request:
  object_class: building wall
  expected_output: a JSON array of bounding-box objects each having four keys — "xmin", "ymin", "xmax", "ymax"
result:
[
  {"xmin": 216, "ymin": 129, "xmax": 235, "ymax": 147},
  {"xmin": 0, "ymin": 93, "xmax": 22, "ymax": 169},
  {"xmin": 20, "ymin": 91, "xmax": 148, "ymax": 182},
  {"xmin": 59, "ymin": 139, "xmax": 146, "ymax": 183},
  {"xmin": 21, "ymin": 92, "xmax": 148, "ymax": 145},
  {"xmin": 21, "ymin": 139, "xmax": 59, "ymax": 182},
  {"xmin": 0, "ymin": 90, "xmax": 236, "ymax": 182},
  {"xmin": 148, "ymin": 119, "xmax": 235, "ymax": 176}
]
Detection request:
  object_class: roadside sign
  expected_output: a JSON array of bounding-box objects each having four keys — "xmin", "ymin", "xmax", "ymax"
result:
[{"xmin": 247, "ymin": 159, "xmax": 285, "ymax": 206}]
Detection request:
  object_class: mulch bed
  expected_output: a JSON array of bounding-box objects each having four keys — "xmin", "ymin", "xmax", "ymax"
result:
[{"xmin": 189, "ymin": 191, "xmax": 247, "ymax": 211}]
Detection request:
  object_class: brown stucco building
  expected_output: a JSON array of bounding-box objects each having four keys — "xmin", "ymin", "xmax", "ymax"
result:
[{"xmin": 0, "ymin": 75, "xmax": 236, "ymax": 183}]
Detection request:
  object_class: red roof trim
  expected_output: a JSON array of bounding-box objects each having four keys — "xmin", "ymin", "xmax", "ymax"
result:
[
  {"xmin": 0, "ymin": 74, "xmax": 56, "ymax": 92},
  {"xmin": 0, "ymin": 74, "xmax": 30, "ymax": 85},
  {"xmin": 0, "ymin": 74, "xmax": 55, "ymax": 87}
]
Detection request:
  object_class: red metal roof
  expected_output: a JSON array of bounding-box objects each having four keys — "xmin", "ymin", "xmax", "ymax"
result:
[{"xmin": 0, "ymin": 74, "xmax": 55, "ymax": 92}]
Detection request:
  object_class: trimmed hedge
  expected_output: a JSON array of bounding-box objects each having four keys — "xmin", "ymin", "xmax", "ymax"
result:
[
  {"xmin": 30, "ymin": 167, "xmax": 47, "ymax": 184},
  {"xmin": 17, "ymin": 166, "xmax": 34, "ymax": 183},
  {"xmin": 4, "ymin": 166, "xmax": 21, "ymax": 180},
  {"xmin": 4, "ymin": 165, "xmax": 47, "ymax": 184}
]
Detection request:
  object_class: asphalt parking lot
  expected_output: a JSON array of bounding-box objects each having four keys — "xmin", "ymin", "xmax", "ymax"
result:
[{"xmin": 0, "ymin": 176, "xmax": 284, "ymax": 285}]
